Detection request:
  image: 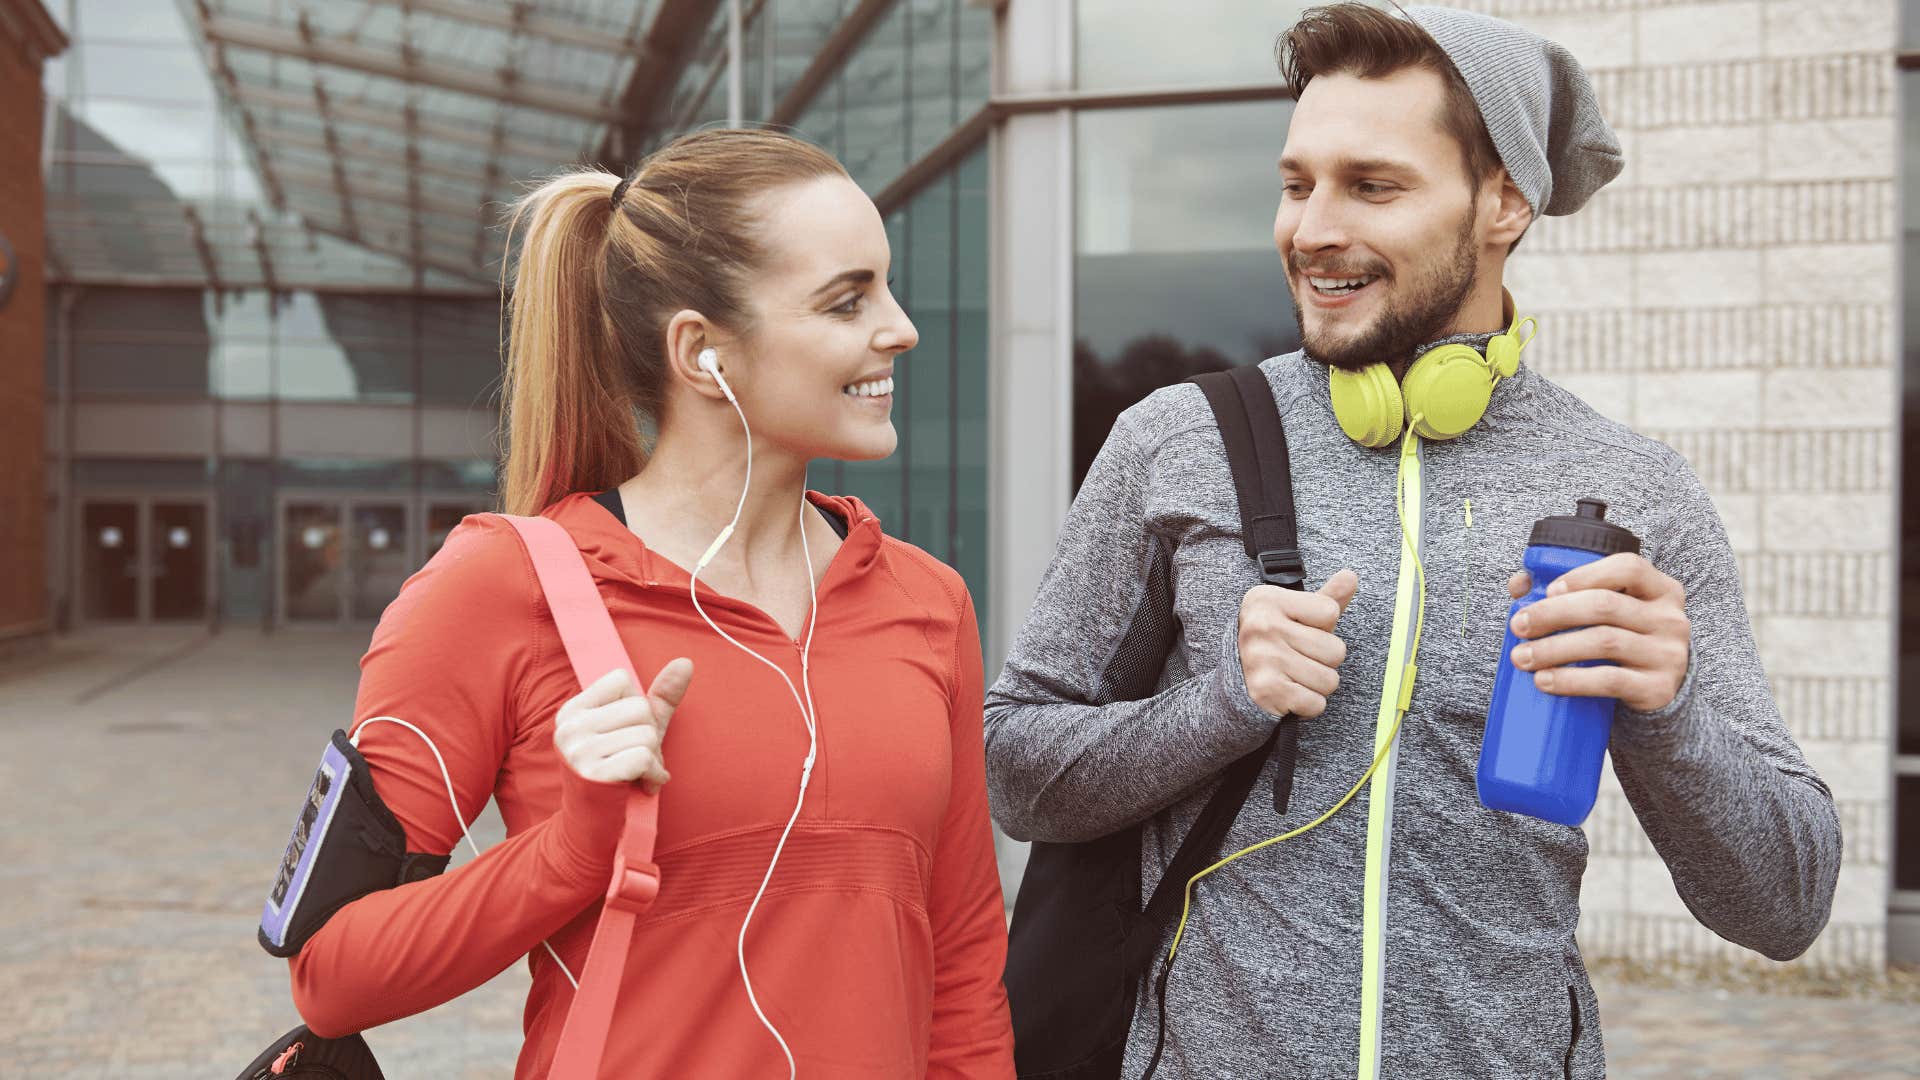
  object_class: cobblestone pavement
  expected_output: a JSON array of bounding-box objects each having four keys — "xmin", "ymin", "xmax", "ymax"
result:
[{"xmin": 2, "ymin": 628, "xmax": 1916, "ymax": 1078}]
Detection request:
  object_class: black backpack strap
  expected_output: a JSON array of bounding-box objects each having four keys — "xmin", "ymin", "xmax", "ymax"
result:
[
  {"xmin": 1125, "ymin": 726, "xmax": 1278, "ymax": 976},
  {"xmin": 1190, "ymin": 366, "xmax": 1306, "ymax": 816}
]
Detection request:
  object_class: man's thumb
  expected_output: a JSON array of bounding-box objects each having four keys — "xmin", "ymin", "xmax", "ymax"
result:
[{"xmin": 1317, "ymin": 569, "xmax": 1359, "ymax": 614}]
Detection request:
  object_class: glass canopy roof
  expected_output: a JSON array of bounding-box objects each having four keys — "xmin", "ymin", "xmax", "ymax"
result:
[{"xmin": 47, "ymin": 0, "xmax": 706, "ymax": 292}]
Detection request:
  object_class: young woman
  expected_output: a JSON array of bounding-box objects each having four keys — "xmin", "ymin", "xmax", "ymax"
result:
[{"xmin": 287, "ymin": 129, "xmax": 1014, "ymax": 1077}]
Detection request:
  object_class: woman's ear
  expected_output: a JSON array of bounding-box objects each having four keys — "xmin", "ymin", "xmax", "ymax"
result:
[{"xmin": 664, "ymin": 309, "xmax": 730, "ymax": 401}]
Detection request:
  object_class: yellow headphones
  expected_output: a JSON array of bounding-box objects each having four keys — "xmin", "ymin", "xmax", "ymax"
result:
[{"xmin": 1329, "ymin": 288, "xmax": 1537, "ymax": 448}]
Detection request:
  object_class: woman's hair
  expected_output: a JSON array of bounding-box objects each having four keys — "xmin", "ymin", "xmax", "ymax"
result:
[
  {"xmin": 1276, "ymin": 3, "xmax": 1502, "ymax": 194},
  {"xmin": 498, "ymin": 128, "xmax": 848, "ymax": 515}
]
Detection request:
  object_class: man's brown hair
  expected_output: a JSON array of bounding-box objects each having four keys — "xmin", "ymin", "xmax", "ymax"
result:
[{"xmin": 1276, "ymin": 3, "xmax": 1505, "ymax": 196}]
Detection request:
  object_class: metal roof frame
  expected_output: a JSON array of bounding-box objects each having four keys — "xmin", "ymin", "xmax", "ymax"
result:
[{"xmin": 198, "ymin": 9, "xmax": 627, "ymax": 124}]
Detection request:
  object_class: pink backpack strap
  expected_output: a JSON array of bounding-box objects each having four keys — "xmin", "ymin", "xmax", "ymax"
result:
[{"xmin": 498, "ymin": 513, "xmax": 658, "ymax": 1080}]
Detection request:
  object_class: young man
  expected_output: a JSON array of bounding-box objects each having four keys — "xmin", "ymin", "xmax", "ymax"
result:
[{"xmin": 982, "ymin": 5, "xmax": 1842, "ymax": 1078}]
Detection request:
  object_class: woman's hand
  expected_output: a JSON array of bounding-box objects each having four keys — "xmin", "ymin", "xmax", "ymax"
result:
[{"xmin": 554, "ymin": 659, "xmax": 693, "ymax": 794}]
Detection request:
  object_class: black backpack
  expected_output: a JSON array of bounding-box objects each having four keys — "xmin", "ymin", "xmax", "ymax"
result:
[
  {"xmin": 235, "ymin": 1026, "xmax": 382, "ymax": 1079},
  {"xmin": 1003, "ymin": 364, "xmax": 1307, "ymax": 1079}
]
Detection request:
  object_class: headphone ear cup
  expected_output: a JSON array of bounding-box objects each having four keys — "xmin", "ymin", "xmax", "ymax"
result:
[
  {"xmin": 1329, "ymin": 363, "xmax": 1405, "ymax": 449},
  {"xmin": 1403, "ymin": 344, "xmax": 1495, "ymax": 441}
]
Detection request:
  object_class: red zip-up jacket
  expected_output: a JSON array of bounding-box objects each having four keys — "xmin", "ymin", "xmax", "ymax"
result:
[{"xmin": 289, "ymin": 491, "xmax": 1014, "ymax": 1077}]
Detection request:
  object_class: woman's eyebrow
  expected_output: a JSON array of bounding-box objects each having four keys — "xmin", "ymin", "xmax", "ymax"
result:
[{"xmin": 810, "ymin": 269, "xmax": 875, "ymax": 298}]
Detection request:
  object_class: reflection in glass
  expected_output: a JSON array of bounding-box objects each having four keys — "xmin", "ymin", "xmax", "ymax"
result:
[
  {"xmin": 283, "ymin": 502, "xmax": 343, "ymax": 622},
  {"xmin": 151, "ymin": 502, "xmax": 207, "ymax": 620},
  {"xmin": 82, "ymin": 502, "xmax": 140, "ymax": 621},
  {"xmin": 1076, "ymin": 0, "xmax": 1310, "ymax": 90},
  {"xmin": 1074, "ymin": 102, "xmax": 1299, "ymax": 487},
  {"xmin": 350, "ymin": 504, "xmax": 411, "ymax": 621}
]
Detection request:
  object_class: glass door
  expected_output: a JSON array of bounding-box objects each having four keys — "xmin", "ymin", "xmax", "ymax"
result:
[
  {"xmin": 81, "ymin": 501, "xmax": 140, "ymax": 621},
  {"xmin": 348, "ymin": 502, "xmax": 410, "ymax": 622},
  {"xmin": 151, "ymin": 501, "xmax": 208, "ymax": 621},
  {"xmin": 282, "ymin": 501, "xmax": 346, "ymax": 623}
]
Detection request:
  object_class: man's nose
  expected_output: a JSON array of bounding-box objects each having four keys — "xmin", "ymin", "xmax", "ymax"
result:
[{"xmin": 1290, "ymin": 189, "xmax": 1349, "ymax": 255}]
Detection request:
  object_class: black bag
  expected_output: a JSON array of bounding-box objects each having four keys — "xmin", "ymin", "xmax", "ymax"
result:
[
  {"xmin": 234, "ymin": 1026, "xmax": 383, "ymax": 1079},
  {"xmin": 1004, "ymin": 365, "xmax": 1307, "ymax": 1079}
]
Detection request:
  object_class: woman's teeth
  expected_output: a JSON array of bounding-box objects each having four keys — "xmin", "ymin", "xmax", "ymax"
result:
[
  {"xmin": 1309, "ymin": 274, "xmax": 1378, "ymax": 296},
  {"xmin": 843, "ymin": 376, "xmax": 893, "ymax": 398}
]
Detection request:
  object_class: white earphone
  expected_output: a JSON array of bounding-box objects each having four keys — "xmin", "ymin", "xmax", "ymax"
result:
[
  {"xmin": 697, "ymin": 346, "xmax": 736, "ymax": 403},
  {"xmin": 688, "ymin": 344, "xmax": 819, "ymax": 1077}
]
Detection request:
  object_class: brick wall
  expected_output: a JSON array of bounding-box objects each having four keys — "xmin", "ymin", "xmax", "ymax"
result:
[
  {"xmin": 0, "ymin": 31, "xmax": 49, "ymax": 642},
  {"xmin": 1441, "ymin": 0, "xmax": 1898, "ymax": 972}
]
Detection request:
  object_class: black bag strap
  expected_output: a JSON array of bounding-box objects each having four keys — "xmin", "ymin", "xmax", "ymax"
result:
[
  {"xmin": 1190, "ymin": 365, "xmax": 1306, "ymax": 817},
  {"xmin": 1119, "ymin": 365, "xmax": 1307, "ymax": 972}
]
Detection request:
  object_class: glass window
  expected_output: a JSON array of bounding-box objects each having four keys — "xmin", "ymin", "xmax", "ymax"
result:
[
  {"xmin": 840, "ymin": 3, "xmax": 908, "ymax": 194},
  {"xmin": 419, "ymin": 298, "xmax": 503, "ymax": 408},
  {"xmin": 956, "ymin": 0, "xmax": 992, "ymax": 116},
  {"xmin": 906, "ymin": 0, "xmax": 955, "ymax": 163},
  {"xmin": 75, "ymin": 0, "xmax": 197, "ymax": 44},
  {"xmin": 1073, "ymin": 101, "xmax": 1298, "ymax": 486},
  {"xmin": 774, "ymin": 0, "xmax": 847, "ymax": 107},
  {"xmin": 903, "ymin": 173, "xmax": 954, "ymax": 556},
  {"xmin": 952, "ymin": 146, "xmax": 988, "ymax": 626},
  {"xmin": 1076, "ymin": 0, "xmax": 1311, "ymax": 90},
  {"xmin": 69, "ymin": 287, "xmax": 211, "ymax": 396},
  {"xmin": 72, "ymin": 41, "xmax": 215, "ymax": 105}
]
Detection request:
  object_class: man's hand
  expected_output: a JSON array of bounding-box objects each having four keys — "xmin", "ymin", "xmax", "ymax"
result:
[
  {"xmin": 1506, "ymin": 553, "xmax": 1690, "ymax": 714},
  {"xmin": 1238, "ymin": 569, "xmax": 1359, "ymax": 718}
]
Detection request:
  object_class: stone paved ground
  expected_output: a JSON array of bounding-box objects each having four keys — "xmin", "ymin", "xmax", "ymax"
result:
[{"xmin": 2, "ymin": 628, "xmax": 1915, "ymax": 1078}]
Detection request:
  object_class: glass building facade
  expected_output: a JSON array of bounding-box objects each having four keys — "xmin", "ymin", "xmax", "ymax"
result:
[{"xmin": 42, "ymin": 0, "xmax": 991, "ymax": 630}]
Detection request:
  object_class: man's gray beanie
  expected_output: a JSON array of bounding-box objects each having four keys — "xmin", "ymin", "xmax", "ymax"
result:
[{"xmin": 1404, "ymin": 5, "xmax": 1623, "ymax": 216}]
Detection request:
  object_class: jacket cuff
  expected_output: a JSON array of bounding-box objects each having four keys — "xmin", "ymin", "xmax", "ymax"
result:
[
  {"xmin": 1214, "ymin": 618, "xmax": 1289, "ymax": 733},
  {"xmin": 1611, "ymin": 638, "xmax": 1702, "ymax": 755}
]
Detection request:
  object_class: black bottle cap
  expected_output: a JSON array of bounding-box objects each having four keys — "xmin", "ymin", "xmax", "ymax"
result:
[{"xmin": 1527, "ymin": 498, "xmax": 1641, "ymax": 556}]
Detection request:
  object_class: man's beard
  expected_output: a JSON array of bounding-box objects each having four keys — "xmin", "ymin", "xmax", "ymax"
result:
[{"xmin": 1289, "ymin": 208, "xmax": 1479, "ymax": 373}]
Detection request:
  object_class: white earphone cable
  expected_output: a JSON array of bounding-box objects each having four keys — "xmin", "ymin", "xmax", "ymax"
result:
[
  {"xmin": 688, "ymin": 362, "xmax": 819, "ymax": 1080},
  {"xmin": 347, "ymin": 716, "xmax": 580, "ymax": 990}
]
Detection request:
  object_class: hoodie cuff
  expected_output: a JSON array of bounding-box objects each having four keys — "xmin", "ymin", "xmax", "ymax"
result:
[
  {"xmin": 1611, "ymin": 638, "xmax": 1703, "ymax": 756},
  {"xmin": 1214, "ymin": 618, "xmax": 1290, "ymax": 734}
]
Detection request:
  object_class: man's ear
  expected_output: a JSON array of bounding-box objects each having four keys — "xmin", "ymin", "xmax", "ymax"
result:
[{"xmin": 1487, "ymin": 169, "xmax": 1533, "ymax": 248}]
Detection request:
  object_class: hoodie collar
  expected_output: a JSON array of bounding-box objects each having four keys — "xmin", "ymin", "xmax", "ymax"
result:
[{"xmin": 544, "ymin": 489, "xmax": 885, "ymax": 595}]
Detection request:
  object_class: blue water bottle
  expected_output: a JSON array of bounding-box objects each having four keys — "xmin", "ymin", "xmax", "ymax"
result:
[{"xmin": 1477, "ymin": 499, "xmax": 1641, "ymax": 826}]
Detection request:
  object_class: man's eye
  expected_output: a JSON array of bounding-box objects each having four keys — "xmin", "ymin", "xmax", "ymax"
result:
[
  {"xmin": 1357, "ymin": 182, "xmax": 1395, "ymax": 196},
  {"xmin": 830, "ymin": 294, "xmax": 861, "ymax": 314},
  {"xmin": 1283, "ymin": 183, "xmax": 1310, "ymax": 198}
]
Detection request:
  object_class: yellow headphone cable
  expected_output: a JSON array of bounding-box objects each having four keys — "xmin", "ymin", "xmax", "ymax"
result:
[{"xmin": 1139, "ymin": 422, "xmax": 1430, "ymax": 1078}]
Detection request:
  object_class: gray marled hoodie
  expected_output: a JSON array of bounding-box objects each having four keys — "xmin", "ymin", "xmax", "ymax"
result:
[{"xmin": 982, "ymin": 346, "xmax": 1842, "ymax": 1079}]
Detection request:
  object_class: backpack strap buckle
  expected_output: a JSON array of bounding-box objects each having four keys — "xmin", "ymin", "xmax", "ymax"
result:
[{"xmin": 1257, "ymin": 548, "xmax": 1305, "ymax": 590}]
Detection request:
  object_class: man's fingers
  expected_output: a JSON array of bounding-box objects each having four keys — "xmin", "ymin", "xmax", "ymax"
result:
[
  {"xmin": 1281, "ymin": 622, "xmax": 1348, "ymax": 669},
  {"xmin": 1530, "ymin": 662, "xmax": 1674, "ymax": 712},
  {"xmin": 645, "ymin": 658, "xmax": 695, "ymax": 733},
  {"xmin": 1546, "ymin": 553, "xmax": 1676, "ymax": 602},
  {"xmin": 1514, "ymin": 587, "xmax": 1673, "ymax": 640},
  {"xmin": 1511, "ymin": 624, "xmax": 1675, "ymax": 673},
  {"xmin": 1282, "ymin": 652, "xmax": 1340, "ymax": 698},
  {"xmin": 1507, "ymin": 571, "xmax": 1530, "ymax": 600}
]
